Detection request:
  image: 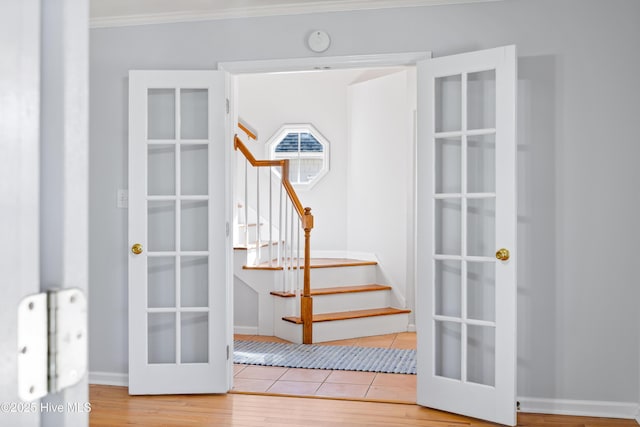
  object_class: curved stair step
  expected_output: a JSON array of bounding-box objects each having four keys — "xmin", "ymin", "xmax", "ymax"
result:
[
  {"xmin": 271, "ymin": 284, "xmax": 391, "ymax": 298},
  {"xmin": 282, "ymin": 307, "xmax": 411, "ymax": 324},
  {"xmin": 243, "ymin": 258, "xmax": 377, "ymax": 270}
]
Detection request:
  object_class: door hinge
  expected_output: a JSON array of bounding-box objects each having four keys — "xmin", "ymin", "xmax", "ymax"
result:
[
  {"xmin": 226, "ymin": 345, "xmax": 230, "ymax": 360},
  {"xmin": 226, "ymin": 221, "xmax": 230, "ymax": 237},
  {"xmin": 17, "ymin": 288, "xmax": 87, "ymax": 402},
  {"xmin": 225, "ymin": 98, "xmax": 230, "ymax": 114}
]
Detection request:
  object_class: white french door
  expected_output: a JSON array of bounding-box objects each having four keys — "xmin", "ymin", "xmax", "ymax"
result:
[
  {"xmin": 416, "ymin": 46, "xmax": 517, "ymax": 425},
  {"xmin": 128, "ymin": 71, "xmax": 229, "ymax": 394}
]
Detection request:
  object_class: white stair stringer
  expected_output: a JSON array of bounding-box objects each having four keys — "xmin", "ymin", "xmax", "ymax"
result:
[{"xmin": 234, "ymin": 267, "xmax": 283, "ymax": 336}]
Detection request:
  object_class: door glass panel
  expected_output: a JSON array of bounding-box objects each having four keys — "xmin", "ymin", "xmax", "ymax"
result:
[
  {"xmin": 435, "ymin": 138, "xmax": 461, "ymax": 194},
  {"xmin": 180, "ymin": 89, "xmax": 208, "ymax": 140},
  {"xmin": 148, "ymin": 257, "xmax": 175, "ymax": 308},
  {"xmin": 467, "ymin": 198, "xmax": 495, "ymax": 257},
  {"xmin": 181, "ymin": 201, "xmax": 208, "ymax": 251},
  {"xmin": 181, "ymin": 144, "xmax": 208, "ymax": 195},
  {"xmin": 435, "ymin": 321, "xmax": 461, "ymax": 380},
  {"xmin": 435, "ymin": 260, "xmax": 461, "ymax": 317},
  {"xmin": 181, "ymin": 256, "xmax": 208, "ymax": 307},
  {"xmin": 467, "ymin": 134, "xmax": 495, "ymax": 193},
  {"xmin": 467, "ymin": 325, "xmax": 495, "ymax": 386},
  {"xmin": 148, "ymin": 201, "xmax": 176, "ymax": 252},
  {"xmin": 467, "ymin": 261, "xmax": 495, "ymax": 322},
  {"xmin": 435, "ymin": 199, "xmax": 461, "ymax": 255},
  {"xmin": 435, "ymin": 75, "xmax": 462, "ymax": 132},
  {"xmin": 148, "ymin": 89, "xmax": 175, "ymax": 140},
  {"xmin": 148, "ymin": 313, "xmax": 176, "ymax": 364},
  {"xmin": 148, "ymin": 145, "xmax": 175, "ymax": 195},
  {"xmin": 467, "ymin": 70, "xmax": 496, "ymax": 130},
  {"xmin": 181, "ymin": 312, "xmax": 209, "ymax": 363}
]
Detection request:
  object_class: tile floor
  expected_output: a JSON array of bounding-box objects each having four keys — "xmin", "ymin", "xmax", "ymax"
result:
[{"xmin": 232, "ymin": 332, "xmax": 417, "ymax": 403}]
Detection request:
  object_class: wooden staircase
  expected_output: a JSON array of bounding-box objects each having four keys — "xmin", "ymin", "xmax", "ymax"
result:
[
  {"xmin": 233, "ymin": 130, "xmax": 410, "ymax": 343},
  {"xmin": 237, "ymin": 255, "xmax": 411, "ymax": 344}
]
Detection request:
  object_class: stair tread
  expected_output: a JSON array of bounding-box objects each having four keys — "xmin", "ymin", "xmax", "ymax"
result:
[
  {"xmin": 234, "ymin": 241, "xmax": 281, "ymax": 250},
  {"xmin": 283, "ymin": 307, "xmax": 411, "ymax": 324},
  {"xmin": 237, "ymin": 222, "xmax": 263, "ymax": 228},
  {"xmin": 244, "ymin": 258, "xmax": 377, "ymax": 270},
  {"xmin": 271, "ymin": 284, "xmax": 392, "ymax": 298}
]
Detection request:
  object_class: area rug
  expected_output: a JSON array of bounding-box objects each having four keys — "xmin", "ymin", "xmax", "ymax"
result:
[{"xmin": 233, "ymin": 340, "xmax": 416, "ymax": 375}]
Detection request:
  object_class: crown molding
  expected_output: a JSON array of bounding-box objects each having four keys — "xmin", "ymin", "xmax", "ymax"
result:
[{"xmin": 90, "ymin": 0, "xmax": 503, "ymax": 29}]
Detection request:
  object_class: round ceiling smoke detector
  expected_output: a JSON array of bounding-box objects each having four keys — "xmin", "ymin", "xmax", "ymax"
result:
[{"xmin": 307, "ymin": 30, "xmax": 331, "ymax": 53}]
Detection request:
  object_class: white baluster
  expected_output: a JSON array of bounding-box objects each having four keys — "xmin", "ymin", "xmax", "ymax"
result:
[
  {"xmin": 244, "ymin": 159, "xmax": 248, "ymax": 249},
  {"xmin": 256, "ymin": 167, "xmax": 261, "ymax": 265},
  {"xmin": 297, "ymin": 216, "xmax": 301, "ymax": 303},
  {"xmin": 289, "ymin": 202, "xmax": 298, "ymax": 299},
  {"xmin": 278, "ymin": 175, "xmax": 283, "ymax": 268},
  {"xmin": 283, "ymin": 195, "xmax": 289, "ymax": 293},
  {"xmin": 268, "ymin": 169, "xmax": 273, "ymax": 267}
]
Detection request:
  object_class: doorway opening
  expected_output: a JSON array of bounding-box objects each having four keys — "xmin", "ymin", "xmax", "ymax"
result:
[{"xmin": 225, "ymin": 58, "xmax": 421, "ymax": 402}]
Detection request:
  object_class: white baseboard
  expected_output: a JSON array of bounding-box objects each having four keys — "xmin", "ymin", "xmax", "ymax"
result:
[
  {"xmin": 90, "ymin": 371, "xmax": 128, "ymax": 387},
  {"xmin": 518, "ymin": 397, "xmax": 639, "ymax": 420},
  {"xmin": 407, "ymin": 323, "xmax": 416, "ymax": 332},
  {"xmin": 234, "ymin": 325, "xmax": 259, "ymax": 335}
]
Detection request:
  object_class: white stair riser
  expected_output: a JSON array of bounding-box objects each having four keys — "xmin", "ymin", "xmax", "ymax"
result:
[
  {"xmin": 314, "ymin": 313, "xmax": 409, "ymax": 342},
  {"xmin": 277, "ymin": 313, "xmax": 410, "ymax": 344},
  {"xmin": 272, "ymin": 292, "xmax": 392, "ymax": 317},
  {"xmin": 312, "ymin": 291, "xmax": 390, "ymax": 314},
  {"xmin": 234, "ymin": 264, "xmax": 378, "ymax": 294},
  {"xmin": 306, "ymin": 265, "xmax": 377, "ymax": 288},
  {"xmin": 248, "ymin": 226, "xmax": 281, "ymax": 245},
  {"xmin": 237, "ymin": 245, "xmax": 279, "ymax": 266},
  {"xmin": 273, "ymin": 295, "xmax": 296, "ymax": 318},
  {"xmin": 274, "ymin": 317, "xmax": 303, "ymax": 343},
  {"xmin": 235, "ymin": 224, "xmax": 266, "ymax": 244}
]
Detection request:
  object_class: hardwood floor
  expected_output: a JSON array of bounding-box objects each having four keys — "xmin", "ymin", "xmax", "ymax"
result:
[
  {"xmin": 89, "ymin": 385, "xmax": 639, "ymax": 427},
  {"xmin": 92, "ymin": 334, "xmax": 638, "ymax": 426}
]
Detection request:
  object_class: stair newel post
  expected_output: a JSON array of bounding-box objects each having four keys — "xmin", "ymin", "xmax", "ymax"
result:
[{"xmin": 301, "ymin": 207, "xmax": 314, "ymax": 344}]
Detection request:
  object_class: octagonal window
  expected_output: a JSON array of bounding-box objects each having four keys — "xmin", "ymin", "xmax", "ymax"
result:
[{"xmin": 267, "ymin": 124, "xmax": 330, "ymax": 190}]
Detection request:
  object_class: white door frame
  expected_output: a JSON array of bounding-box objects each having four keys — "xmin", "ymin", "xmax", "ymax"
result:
[
  {"xmin": 1, "ymin": 0, "xmax": 89, "ymax": 425},
  {"xmin": 219, "ymin": 50, "xmax": 428, "ymax": 387},
  {"xmin": 219, "ymin": 52, "xmax": 430, "ymax": 75}
]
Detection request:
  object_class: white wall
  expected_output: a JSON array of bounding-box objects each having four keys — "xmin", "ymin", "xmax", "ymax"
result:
[
  {"xmin": 89, "ymin": 0, "xmax": 640, "ymax": 409},
  {"xmin": 346, "ymin": 70, "xmax": 416, "ymax": 309},
  {"xmin": 237, "ymin": 69, "xmax": 363, "ymax": 251}
]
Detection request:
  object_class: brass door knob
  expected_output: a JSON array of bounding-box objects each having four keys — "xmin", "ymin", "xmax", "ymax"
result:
[
  {"xmin": 131, "ymin": 243, "xmax": 143, "ymax": 255},
  {"xmin": 495, "ymin": 248, "xmax": 510, "ymax": 261}
]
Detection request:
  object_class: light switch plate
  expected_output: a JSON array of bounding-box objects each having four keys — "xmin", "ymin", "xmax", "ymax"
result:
[{"xmin": 117, "ymin": 189, "xmax": 128, "ymax": 208}]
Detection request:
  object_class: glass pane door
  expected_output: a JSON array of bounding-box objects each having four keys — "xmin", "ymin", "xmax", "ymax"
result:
[
  {"xmin": 417, "ymin": 46, "xmax": 517, "ymax": 426},
  {"xmin": 432, "ymin": 69, "xmax": 497, "ymax": 387},
  {"xmin": 129, "ymin": 70, "xmax": 228, "ymax": 395},
  {"xmin": 147, "ymin": 87, "xmax": 211, "ymax": 366}
]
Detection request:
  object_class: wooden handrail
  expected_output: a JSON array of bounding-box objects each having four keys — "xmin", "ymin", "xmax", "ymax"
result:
[
  {"xmin": 234, "ymin": 134, "xmax": 314, "ymax": 343},
  {"xmin": 238, "ymin": 121, "xmax": 257, "ymax": 140},
  {"xmin": 234, "ymin": 135, "xmax": 311, "ymax": 228}
]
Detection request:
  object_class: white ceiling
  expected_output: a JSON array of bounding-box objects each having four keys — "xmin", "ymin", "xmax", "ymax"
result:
[{"xmin": 90, "ymin": 0, "xmax": 502, "ymax": 28}]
